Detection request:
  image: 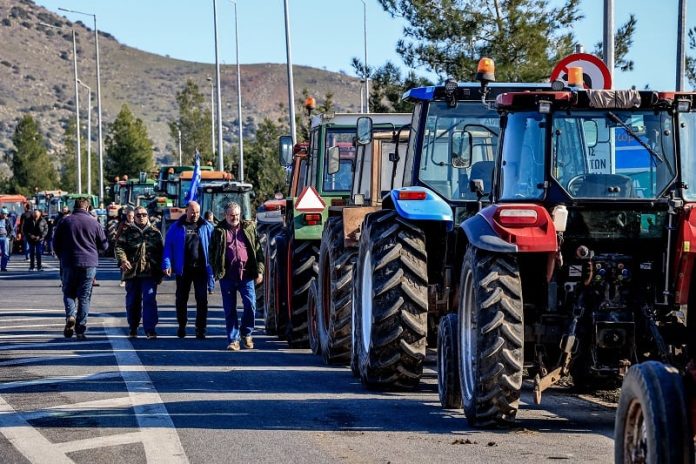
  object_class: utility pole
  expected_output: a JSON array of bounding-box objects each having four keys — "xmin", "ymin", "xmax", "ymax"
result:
[
  {"xmin": 78, "ymin": 80, "xmax": 92, "ymax": 195},
  {"xmin": 677, "ymin": 0, "xmax": 687, "ymax": 90},
  {"xmin": 603, "ymin": 0, "xmax": 614, "ymax": 87},
  {"xmin": 361, "ymin": 0, "xmax": 369, "ymax": 112},
  {"xmin": 231, "ymin": 0, "xmax": 244, "ymax": 181},
  {"xmin": 283, "ymin": 0, "xmax": 297, "ymax": 144},
  {"xmin": 207, "ymin": 76, "xmax": 215, "ymax": 159},
  {"xmin": 72, "ymin": 29, "xmax": 82, "ymax": 194},
  {"xmin": 212, "ymin": 0, "xmax": 225, "ymax": 171}
]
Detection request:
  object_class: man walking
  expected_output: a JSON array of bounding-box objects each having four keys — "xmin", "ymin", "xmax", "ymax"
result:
[
  {"xmin": 53, "ymin": 198, "xmax": 108, "ymax": 339},
  {"xmin": 23, "ymin": 209, "xmax": 48, "ymax": 271},
  {"xmin": 19, "ymin": 203, "xmax": 32, "ymax": 260},
  {"xmin": 0, "ymin": 207, "xmax": 15, "ymax": 272},
  {"xmin": 115, "ymin": 206, "xmax": 164, "ymax": 339},
  {"xmin": 162, "ymin": 201, "xmax": 213, "ymax": 339},
  {"xmin": 210, "ymin": 202, "xmax": 264, "ymax": 351}
]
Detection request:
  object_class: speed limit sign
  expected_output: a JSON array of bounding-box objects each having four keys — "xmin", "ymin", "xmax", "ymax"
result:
[{"xmin": 550, "ymin": 53, "xmax": 612, "ymax": 89}]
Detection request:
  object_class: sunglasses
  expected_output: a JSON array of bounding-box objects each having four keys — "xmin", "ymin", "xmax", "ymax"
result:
[{"xmin": 135, "ymin": 213, "xmax": 148, "ymax": 218}]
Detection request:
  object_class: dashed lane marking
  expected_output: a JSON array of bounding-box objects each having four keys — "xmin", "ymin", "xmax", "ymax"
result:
[
  {"xmin": 0, "ymin": 353, "xmax": 113, "ymax": 366},
  {"xmin": 0, "ymin": 371, "xmax": 121, "ymax": 391}
]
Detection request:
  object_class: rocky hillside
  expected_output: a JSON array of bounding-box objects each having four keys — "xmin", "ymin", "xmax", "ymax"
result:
[{"xmin": 0, "ymin": 0, "xmax": 363, "ymax": 178}]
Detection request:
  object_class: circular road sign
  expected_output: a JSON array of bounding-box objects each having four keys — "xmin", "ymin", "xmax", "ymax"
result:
[{"xmin": 550, "ymin": 53, "xmax": 612, "ymax": 90}]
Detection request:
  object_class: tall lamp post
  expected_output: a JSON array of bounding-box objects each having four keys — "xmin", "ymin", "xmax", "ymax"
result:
[
  {"xmin": 78, "ymin": 80, "xmax": 92, "ymax": 195},
  {"xmin": 230, "ymin": 0, "xmax": 244, "ymax": 181},
  {"xmin": 283, "ymin": 0, "xmax": 297, "ymax": 144},
  {"xmin": 207, "ymin": 76, "xmax": 215, "ymax": 159},
  {"xmin": 361, "ymin": 0, "xmax": 369, "ymax": 112},
  {"xmin": 41, "ymin": 22, "xmax": 81, "ymax": 193},
  {"xmin": 212, "ymin": 0, "xmax": 225, "ymax": 171},
  {"xmin": 58, "ymin": 8, "xmax": 103, "ymax": 201}
]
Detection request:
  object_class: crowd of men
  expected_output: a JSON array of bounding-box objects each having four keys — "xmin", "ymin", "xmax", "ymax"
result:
[{"xmin": 0, "ymin": 199, "xmax": 264, "ymax": 351}]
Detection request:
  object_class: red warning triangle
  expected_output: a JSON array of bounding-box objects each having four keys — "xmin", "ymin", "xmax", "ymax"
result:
[{"xmin": 295, "ymin": 186, "xmax": 326, "ymax": 213}]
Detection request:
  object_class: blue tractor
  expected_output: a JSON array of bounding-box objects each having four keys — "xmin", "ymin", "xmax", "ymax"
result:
[{"xmin": 352, "ymin": 60, "xmax": 551, "ymax": 393}]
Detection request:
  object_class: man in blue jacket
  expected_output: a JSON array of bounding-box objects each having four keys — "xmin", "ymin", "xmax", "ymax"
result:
[
  {"xmin": 162, "ymin": 201, "xmax": 214, "ymax": 339},
  {"xmin": 53, "ymin": 198, "xmax": 108, "ymax": 339}
]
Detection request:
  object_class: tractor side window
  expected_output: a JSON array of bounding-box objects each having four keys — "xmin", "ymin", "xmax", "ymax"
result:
[
  {"xmin": 402, "ymin": 103, "xmax": 422, "ymax": 187},
  {"xmin": 380, "ymin": 141, "xmax": 404, "ymax": 193},
  {"xmin": 500, "ymin": 112, "xmax": 546, "ymax": 200},
  {"xmin": 352, "ymin": 142, "xmax": 372, "ymax": 200},
  {"xmin": 297, "ymin": 158, "xmax": 308, "ymax": 192},
  {"xmin": 323, "ymin": 129, "xmax": 356, "ymax": 192},
  {"xmin": 308, "ymin": 128, "xmax": 320, "ymax": 188}
]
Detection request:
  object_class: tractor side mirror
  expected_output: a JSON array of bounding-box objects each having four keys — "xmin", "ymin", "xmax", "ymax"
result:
[
  {"xmin": 279, "ymin": 135, "xmax": 294, "ymax": 166},
  {"xmin": 327, "ymin": 146, "xmax": 341, "ymax": 175},
  {"xmin": 356, "ymin": 117, "xmax": 373, "ymax": 145}
]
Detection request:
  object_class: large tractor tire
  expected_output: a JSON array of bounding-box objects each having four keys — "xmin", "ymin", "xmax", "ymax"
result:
[
  {"xmin": 316, "ymin": 217, "xmax": 356, "ymax": 365},
  {"xmin": 307, "ymin": 279, "xmax": 321, "ymax": 355},
  {"xmin": 615, "ymin": 361, "xmax": 693, "ymax": 464},
  {"xmin": 258, "ymin": 223, "xmax": 283, "ymax": 328},
  {"xmin": 438, "ymin": 312, "xmax": 462, "ymax": 409},
  {"xmin": 458, "ymin": 246, "xmax": 524, "ymax": 427},
  {"xmin": 353, "ymin": 210, "xmax": 428, "ymax": 389},
  {"xmin": 286, "ymin": 238, "xmax": 319, "ymax": 348}
]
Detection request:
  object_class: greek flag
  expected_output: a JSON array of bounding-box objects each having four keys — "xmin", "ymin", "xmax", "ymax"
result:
[{"xmin": 185, "ymin": 151, "xmax": 202, "ymax": 204}]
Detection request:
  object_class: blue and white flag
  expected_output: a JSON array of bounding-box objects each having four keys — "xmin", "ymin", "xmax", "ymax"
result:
[{"xmin": 184, "ymin": 150, "xmax": 202, "ymax": 204}]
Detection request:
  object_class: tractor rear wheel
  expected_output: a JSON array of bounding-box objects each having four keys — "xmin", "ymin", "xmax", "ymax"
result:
[
  {"xmin": 458, "ymin": 246, "xmax": 524, "ymax": 427},
  {"xmin": 615, "ymin": 361, "xmax": 693, "ymax": 464},
  {"xmin": 317, "ymin": 217, "xmax": 356, "ymax": 365},
  {"xmin": 353, "ymin": 210, "xmax": 428, "ymax": 389},
  {"xmin": 438, "ymin": 312, "xmax": 462, "ymax": 409},
  {"xmin": 286, "ymin": 239, "xmax": 319, "ymax": 348},
  {"xmin": 307, "ymin": 279, "xmax": 320, "ymax": 355},
  {"xmin": 260, "ymin": 223, "xmax": 282, "ymax": 335}
]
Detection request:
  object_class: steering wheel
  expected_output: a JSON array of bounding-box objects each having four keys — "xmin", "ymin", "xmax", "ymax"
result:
[{"xmin": 566, "ymin": 175, "xmax": 587, "ymax": 196}]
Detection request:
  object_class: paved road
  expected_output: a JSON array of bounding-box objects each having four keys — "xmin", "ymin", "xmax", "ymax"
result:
[{"xmin": 0, "ymin": 255, "xmax": 616, "ymax": 463}]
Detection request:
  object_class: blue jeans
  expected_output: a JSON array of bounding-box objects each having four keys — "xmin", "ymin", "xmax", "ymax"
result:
[
  {"xmin": 125, "ymin": 277, "xmax": 159, "ymax": 332},
  {"xmin": 0, "ymin": 236, "xmax": 9, "ymax": 270},
  {"xmin": 62, "ymin": 266, "xmax": 97, "ymax": 334},
  {"xmin": 23, "ymin": 237, "xmax": 29, "ymax": 259},
  {"xmin": 219, "ymin": 276, "xmax": 256, "ymax": 343},
  {"xmin": 29, "ymin": 242, "xmax": 43, "ymax": 269}
]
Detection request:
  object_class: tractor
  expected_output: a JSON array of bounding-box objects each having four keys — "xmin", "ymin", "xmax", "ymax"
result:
[
  {"xmin": 352, "ymin": 59, "xmax": 552, "ymax": 390},
  {"xmin": 448, "ymin": 77, "xmax": 696, "ymax": 428},
  {"xmin": 309, "ymin": 113, "xmax": 411, "ymax": 363}
]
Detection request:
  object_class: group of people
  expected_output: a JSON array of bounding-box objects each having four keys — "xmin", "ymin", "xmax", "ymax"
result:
[{"xmin": 104, "ymin": 200, "xmax": 264, "ymax": 350}]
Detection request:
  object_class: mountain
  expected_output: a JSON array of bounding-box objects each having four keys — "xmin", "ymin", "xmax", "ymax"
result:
[{"xmin": 0, "ymin": 0, "xmax": 363, "ymax": 179}]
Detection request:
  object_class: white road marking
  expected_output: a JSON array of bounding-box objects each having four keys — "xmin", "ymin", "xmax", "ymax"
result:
[
  {"xmin": 21, "ymin": 396, "xmax": 134, "ymax": 421},
  {"xmin": 0, "ymin": 323, "xmax": 65, "ymax": 330},
  {"xmin": 0, "ymin": 353, "xmax": 112, "ymax": 366},
  {"xmin": 0, "ymin": 340, "xmax": 111, "ymax": 351},
  {"xmin": 0, "ymin": 396, "xmax": 74, "ymax": 464},
  {"xmin": 55, "ymin": 431, "xmax": 143, "ymax": 453},
  {"xmin": 0, "ymin": 371, "xmax": 121, "ymax": 391},
  {"xmin": 105, "ymin": 323, "xmax": 188, "ymax": 463}
]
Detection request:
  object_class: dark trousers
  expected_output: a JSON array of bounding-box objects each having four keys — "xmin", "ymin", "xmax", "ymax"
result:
[
  {"xmin": 125, "ymin": 277, "xmax": 159, "ymax": 332},
  {"xmin": 175, "ymin": 267, "xmax": 209, "ymax": 332},
  {"xmin": 29, "ymin": 242, "xmax": 43, "ymax": 269}
]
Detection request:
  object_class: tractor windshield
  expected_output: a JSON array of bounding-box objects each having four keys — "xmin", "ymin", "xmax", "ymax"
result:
[
  {"xmin": 500, "ymin": 110, "xmax": 677, "ymax": 200},
  {"xmin": 419, "ymin": 102, "xmax": 499, "ymax": 201},
  {"xmin": 678, "ymin": 112, "xmax": 696, "ymax": 202},
  {"xmin": 323, "ymin": 129, "xmax": 356, "ymax": 192}
]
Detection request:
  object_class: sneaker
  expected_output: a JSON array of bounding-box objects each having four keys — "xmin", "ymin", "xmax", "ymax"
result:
[
  {"xmin": 76, "ymin": 333, "xmax": 87, "ymax": 340},
  {"xmin": 119, "ymin": 281, "xmax": 126, "ymax": 287},
  {"xmin": 227, "ymin": 341, "xmax": 240, "ymax": 351},
  {"xmin": 28, "ymin": 267, "xmax": 34, "ymax": 272},
  {"xmin": 242, "ymin": 336, "xmax": 254, "ymax": 349},
  {"xmin": 63, "ymin": 316, "xmax": 76, "ymax": 338},
  {"xmin": 37, "ymin": 267, "xmax": 44, "ymax": 272},
  {"xmin": 128, "ymin": 327, "xmax": 138, "ymax": 338},
  {"xmin": 196, "ymin": 331, "xmax": 206, "ymax": 340},
  {"xmin": 177, "ymin": 327, "xmax": 186, "ymax": 338},
  {"xmin": 146, "ymin": 331, "xmax": 157, "ymax": 340}
]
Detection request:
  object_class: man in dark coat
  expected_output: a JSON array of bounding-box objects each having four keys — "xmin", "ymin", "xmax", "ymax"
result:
[
  {"xmin": 23, "ymin": 209, "xmax": 48, "ymax": 271},
  {"xmin": 53, "ymin": 198, "xmax": 108, "ymax": 339}
]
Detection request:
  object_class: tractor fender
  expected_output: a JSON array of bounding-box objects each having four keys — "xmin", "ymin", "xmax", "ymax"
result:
[
  {"xmin": 390, "ymin": 187, "xmax": 454, "ymax": 231},
  {"xmin": 461, "ymin": 213, "xmax": 518, "ymax": 253}
]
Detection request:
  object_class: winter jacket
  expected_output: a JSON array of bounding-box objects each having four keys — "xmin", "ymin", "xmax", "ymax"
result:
[
  {"xmin": 23, "ymin": 216, "xmax": 48, "ymax": 244},
  {"xmin": 162, "ymin": 216, "xmax": 214, "ymax": 277},
  {"xmin": 53, "ymin": 209, "xmax": 108, "ymax": 267},
  {"xmin": 114, "ymin": 222, "xmax": 164, "ymax": 280},
  {"xmin": 209, "ymin": 219, "xmax": 264, "ymax": 281},
  {"xmin": 0, "ymin": 214, "xmax": 14, "ymax": 238}
]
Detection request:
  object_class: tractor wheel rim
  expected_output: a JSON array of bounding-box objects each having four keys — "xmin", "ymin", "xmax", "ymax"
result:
[
  {"xmin": 459, "ymin": 267, "xmax": 475, "ymax": 402},
  {"xmin": 361, "ymin": 249, "xmax": 373, "ymax": 356},
  {"xmin": 624, "ymin": 399, "xmax": 648, "ymax": 463}
]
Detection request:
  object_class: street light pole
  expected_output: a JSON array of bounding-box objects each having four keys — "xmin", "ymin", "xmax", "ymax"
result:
[
  {"xmin": 361, "ymin": 0, "xmax": 369, "ymax": 112},
  {"xmin": 212, "ymin": 0, "xmax": 225, "ymax": 171},
  {"xmin": 231, "ymin": 0, "xmax": 244, "ymax": 181},
  {"xmin": 58, "ymin": 8, "xmax": 103, "ymax": 201},
  {"xmin": 72, "ymin": 29, "xmax": 82, "ymax": 193},
  {"xmin": 78, "ymin": 80, "xmax": 92, "ymax": 195},
  {"xmin": 178, "ymin": 128, "xmax": 182, "ymax": 166},
  {"xmin": 207, "ymin": 76, "xmax": 215, "ymax": 159},
  {"xmin": 283, "ymin": 0, "xmax": 297, "ymax": 144}
]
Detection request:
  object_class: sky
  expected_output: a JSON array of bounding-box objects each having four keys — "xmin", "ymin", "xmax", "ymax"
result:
[{"xmin": 33, "ymin": 0, "xmax": 696, "ymax": 91}]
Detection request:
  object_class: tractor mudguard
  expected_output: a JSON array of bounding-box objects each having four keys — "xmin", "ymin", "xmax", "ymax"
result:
[
  {"xmin": 461, "ymin": 214, "xmax": 518, "ymax": 253},
  {"xmin": 390, "ymin": 187, "xmax": 454, "ymax": 231}
]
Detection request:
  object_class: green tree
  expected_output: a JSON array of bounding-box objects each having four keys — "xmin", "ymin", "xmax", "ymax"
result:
[
  {"xmin": 377, "ymin": 0, "xmax": 635, "ymax": 82},
  {"xmin": 59, "ymin": 120, "xmax": 99, "ymax": 194},
  {"xmin": 352, "ymin": 59, "xmax": 433, "ymax": 112},
  {"xmin": 9, "ymin": 115, "xmax": 58, "ymax": 195},
  {"xmin": 686, "ymin": 28, "xmax": 696, "ymax": 87},
  {"xmin": 296, "ymin": 89, "xmax": 335, "ymax": 142},
  {"xmin": 169, "ymin": 79, "xmax": 213, "ymax": 165},
  {"xmin": 592, "ymin": 14, "xmax": 637, "ymax": 72},
  {"xmin": 104, "ymin": 104, "xmax": 154, "ymax": 181},
  {"xmin": 244, "ymin": 117, "xmax": 288, "ymax": 210}
]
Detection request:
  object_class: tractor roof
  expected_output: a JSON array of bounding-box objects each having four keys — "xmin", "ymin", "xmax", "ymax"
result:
[
  {"xmin": 496, "ymin": 89, "xmax": 696, "ymax": 111},
  {"xmin": 403, "ymin": 82, "xmax": 552, "ymax": 103},
  {"xmin": 311, "ymin": 112, "xmax": 411, "ymax": 129},
  {"xmin": 199, "ymin": 181, "xmax": 253, "ymax": 193}
]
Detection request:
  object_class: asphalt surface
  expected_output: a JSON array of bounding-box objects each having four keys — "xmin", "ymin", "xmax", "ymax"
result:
[{"xmin": 0, "ymin": 254, "xmax": 616, "ymax": 463}]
